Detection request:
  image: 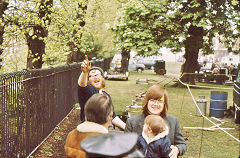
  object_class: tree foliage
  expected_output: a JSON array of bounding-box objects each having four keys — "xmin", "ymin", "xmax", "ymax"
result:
[
  {"xmin": 111, "ymin": 0, "xmax": 240, "ymax": 84},
  {"xmin": 1, "ymin": 0, "xmax": 53, "ymax": 69},
  {"xmin": 44, "ymin": 0, "xmax": 128, "ymax": 66},
  {"xmin": 2, "ymin": 0, "xmax": 238, "ymax": 74},
  {"xmin": 46, "ymin": 0, "xmax": 91, "ymax": 63},
  {"xmin": 84, "ymin": 0, "xmax": 125, "ymax": 58},
  {"xmin": 0, "ymin": 0, "xmax": 128, "ymax": 72},
  {"xmin": 0, "ymin": 1, "xmax": 9, "ymax": 69},
  {"xmin": 43, "ymin": 0, "xmax": 125, "ymax": 65}
]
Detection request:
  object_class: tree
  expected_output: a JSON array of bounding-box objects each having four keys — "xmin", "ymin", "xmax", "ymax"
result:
[
  {"xmin": 111, "ymin": 0, "xmax": 182, "ymax": 72},
  {"xmin": 24, "ymin": 0, "xmax": 53, "ymax": 69},
  {"xmin": 5, "ymin": 0, "xmax": 53, "ymax": 69},
  {"xmin": 85, "ymin": 0, "xmax": 127, "ymax": 58},
  {"xmin": 0, "ymin": 0, "xmax": 9, "ymax": 69},
  {"xmin": 66, "ymin": 0, "xmax": 89, "ymax": 64},
  {"xmin": 112, "ymin": 0, "xmax": 240, "ymax": 84},
  {"xmin": 175, "ymin": 0, "xmax": 240, "ymax": 84},
  {"xmin": 44, "ymin": 0, "xmax": 95, "ymax": 65},
  {"xmin": 1, "ymin": 0, "xmax": 127, "ymax": 71},
  {"xmin": 45, "ymin": 0, "xmax": 126, "ymax": 65}
]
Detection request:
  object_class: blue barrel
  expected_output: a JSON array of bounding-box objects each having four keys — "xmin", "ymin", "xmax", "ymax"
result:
[{"xmin": 210, "ymin": 91, "xmax": 228, "ymax": 118}]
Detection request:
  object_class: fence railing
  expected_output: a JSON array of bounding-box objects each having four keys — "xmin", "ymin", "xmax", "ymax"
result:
[{"xmin": 0, "ymin": 58, "xmax": 112, "ymax": 158}]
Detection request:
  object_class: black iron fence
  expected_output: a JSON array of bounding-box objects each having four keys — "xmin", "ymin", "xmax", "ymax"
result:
[{"xmin": 0, "ymin": 58, "xmax": 112, "ymax": 158}]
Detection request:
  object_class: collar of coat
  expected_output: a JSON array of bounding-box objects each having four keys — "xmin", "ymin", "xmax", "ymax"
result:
[
  {"xmin": 99, "ymin": 89, "xmax": 105, "ymax": 94},
  {"xmin": 77, "ymin": 121, "xmax": 108, "ymax": 134},
  {"xmin": 142, "ymin": 125, "xmax": 169, "ymax": 144}
]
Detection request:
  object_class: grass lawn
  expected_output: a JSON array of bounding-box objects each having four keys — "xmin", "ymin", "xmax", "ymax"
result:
[{"xmin": 105, "ymin": 62, "xmax": 239, "ymax": 158}]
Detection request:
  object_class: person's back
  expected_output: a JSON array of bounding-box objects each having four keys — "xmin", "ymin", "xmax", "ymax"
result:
[
  {"xmin": 65, "ymin": 129, "xmax": 103, "ymax": 158},
  {"xmin": 65, "ymin": 93, "xmax": 113, "ymax": 158},
  {"xmin": 229, "ymin": 64, "xmax": 234, "ymax": 73}
]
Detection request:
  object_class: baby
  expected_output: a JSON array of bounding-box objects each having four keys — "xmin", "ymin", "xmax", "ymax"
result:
[{"xmin": 136, "ymin": 115, "xmax": 172, "ymax": 158}]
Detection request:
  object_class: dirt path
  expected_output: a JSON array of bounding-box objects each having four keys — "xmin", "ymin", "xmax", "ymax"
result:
[{"xmin": 31, "ymin": 108, "xmax": 80, "ymax": 158}]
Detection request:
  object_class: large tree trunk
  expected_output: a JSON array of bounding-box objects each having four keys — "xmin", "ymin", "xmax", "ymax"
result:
[
  {"xmin": 0, "ymin": 1, "xmax": 8, "ymax": 69},
  {"xmin": 121, "ymin": 48, "xmax": 130, "ymax": 73},
  {"xmin": 26, "ymin": 0, "xmax": 53, "ymax": 69},
  {"xmin": 67, "ymin": 42, "xmax": 84, "ymax": 64},
  {"xmin": 179, "ymin": 25, "xmax": 204, "ymax": 85},
  {"xmin": 67, "ymin": 1, "xmax": 88, "ymax": 64},
  {"xmin": 26, "ymin": 27, "xmax": 46, "ymax": 69}
]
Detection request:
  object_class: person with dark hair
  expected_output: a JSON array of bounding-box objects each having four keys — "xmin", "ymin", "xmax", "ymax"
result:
[
  {"xmin": 125, "ymin": 85, "xmax": 186, "ymax": 158},
  {"xmin": 195, "ymin": 62, "xmax": 201, "ymax": 74},
  {"xmin": 64, "ymin": 93, "xmax": 114, "ymax": 158},
  {"xmin": 78, "ymin": 55, "xmax": 125, "ymax": 130},
  {"xmin": 136, "ymin": 115, "xmax": 171, "ymax": 158},
  {"xmin": 80, "ymin": 133, "xmax": 145, "ymax": 158}
]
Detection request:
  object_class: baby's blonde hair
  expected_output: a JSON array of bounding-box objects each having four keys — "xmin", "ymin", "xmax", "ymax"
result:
[{"xmin": 144, "ymin": 115, "xmax": 166, "ymax": 136}]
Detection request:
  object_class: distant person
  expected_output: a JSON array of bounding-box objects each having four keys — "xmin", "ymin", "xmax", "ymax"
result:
[
  {"xmin": 212, "ymin": 65, "xmax": 220, "ymax": 74},
  {"xmin": 80, "ymin": 133, "xmax": 144, "ymax": 158},
  {"xmin": 203, "ymin": 60, "xmax": 207, "ymax": 67},
  {"xmin": 229, "ymin": 63, "xmax": 234, "ymax": 74},
  {"xmin": 223, "ymin": 63, "xmax": 229, "ymax": 69},
  {"xmin": 125, "ymin": 85, "xmax": 187, "ymax": 158},
  {"xmin": 195, "ymin": 62, "xmax": 201, "ymax": 74},
  {"xmin": 136, "ymin": 115, "xmax": 172, "ymax": 158},
  {"xmin": 231, "ymin": 64, "xmax": 238, "ymax": 76},
  {"xmin": 78, "ymin": 55, "xmax": 126, "ymax": 130},
  {"xmin": 65, "ymin": 93, "xmax": 113, "ymax": 158}
]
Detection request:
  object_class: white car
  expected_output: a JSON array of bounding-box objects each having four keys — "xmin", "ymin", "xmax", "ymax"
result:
[{"xmin": 128, "ymin": 59, "xmax": 145, "ymax": 72}]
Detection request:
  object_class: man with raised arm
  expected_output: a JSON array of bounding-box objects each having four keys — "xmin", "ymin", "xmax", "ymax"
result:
[{"xmin": 78, "ymin": 55, "xmax": 126, "ymax": 130}]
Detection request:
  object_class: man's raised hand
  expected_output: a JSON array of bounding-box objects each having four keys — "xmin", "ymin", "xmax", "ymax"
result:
[{"xmin": 81, "ymin": 55, "xmax": 91, "ymax": 73}]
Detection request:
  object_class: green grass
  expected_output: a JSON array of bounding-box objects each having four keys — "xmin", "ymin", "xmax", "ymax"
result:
[{"xmin": 105, "ymin": 66, "xmax": 239, "ymax": 158}]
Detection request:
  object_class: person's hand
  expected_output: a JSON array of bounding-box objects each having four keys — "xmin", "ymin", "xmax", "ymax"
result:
[
  {"xmin": 81, "ymin": 55, "xmax": 91, "ymax": 73},
  {"xmin": 169, "ymin": 145, "xmax": 179, "ymax": 158}
]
